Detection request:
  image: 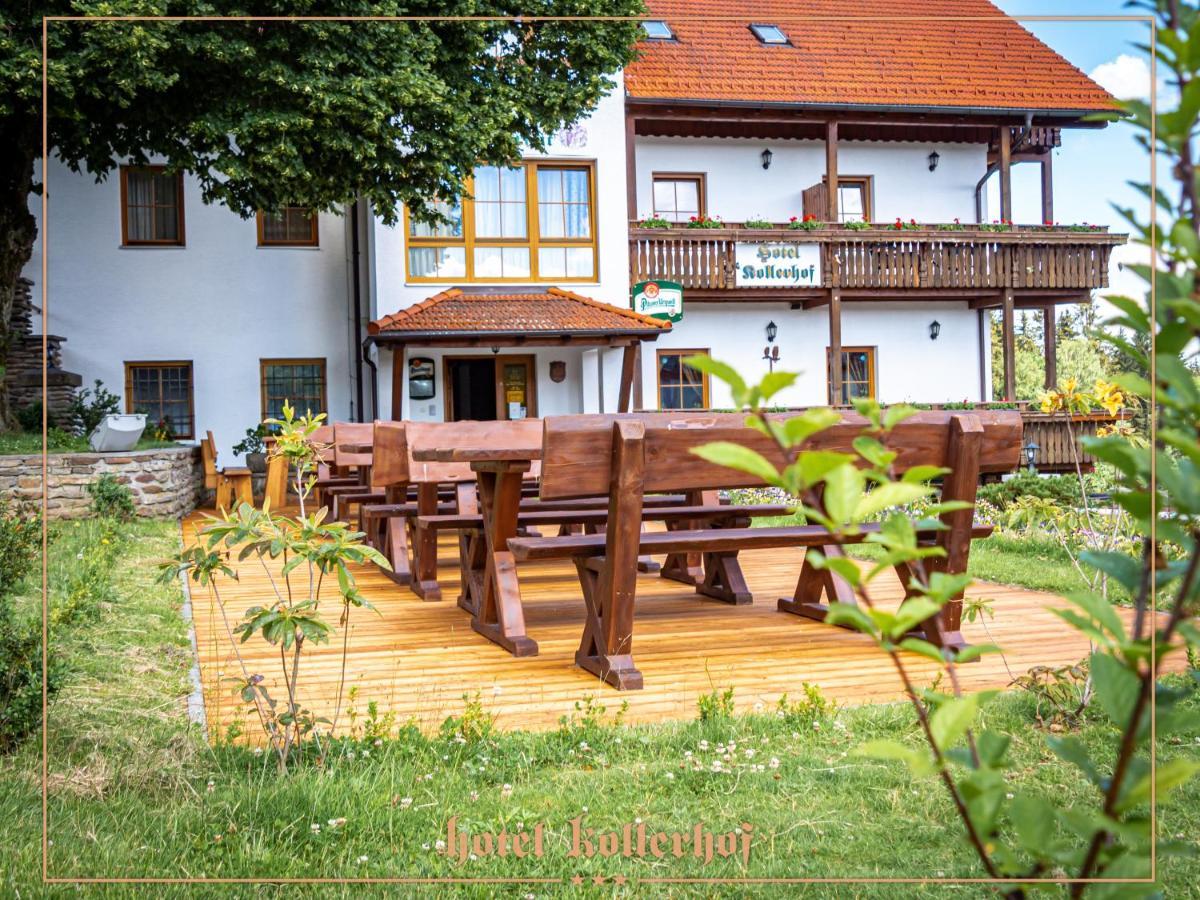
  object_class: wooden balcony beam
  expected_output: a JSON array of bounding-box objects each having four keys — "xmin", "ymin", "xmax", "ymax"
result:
[
  {"xmin": 1044, "ymin": 305, "xmax": 1058, "ymax": 390},
  {"xmin": 828, "ymin": 289, "xmax": 843, "ymax": 403},
  {"xmin": 1000, "ymin": 289, "xmax": 1016, "ymax": 402},
  {"xmin": 826, "ymin": 121, "xmax": 839, "ymax": 221}
]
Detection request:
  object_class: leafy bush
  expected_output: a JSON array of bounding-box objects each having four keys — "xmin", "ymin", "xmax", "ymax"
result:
[
  {"xmin": 697, "ymin": 685, "xmax": 735, "ymax": 722},
  {"xmin": 775, "ymin": 683, "xmax": 835, "ymax": 730},
  {"xmin": 54, "ymin": 521, "xmax": 121, "ymax": 626},
  {"xmin": 88, "ymin": 474, "xmax": 136, "ymax": 520},
  {"xmin": 742, "ymin": 217, "xmax": 773, "ymax": 229},
  {"xmin": 68, "ymin": 379, "xmax": 121, "ymax": 436},
  {"xmin": 232, "ymin": 424, "xmax": 269, "ymax": 456},
  {"xmin": 15, "ymin": 401, "xmax": 49, "ymax": 432},
  {"xmin": 977, "ymin": 471, "xmax": 1082, "ymax": 511},
  {"xmin": 0, "ymin": 498, "xmax": 40, "ymax": 596}
]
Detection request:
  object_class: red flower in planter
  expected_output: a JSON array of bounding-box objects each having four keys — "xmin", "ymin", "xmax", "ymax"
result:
[
  {"xmin": 789, "ymin": 216, "xmax": 798, "ymax": 223},
  {"xmin": 803, "ymin": 213, "xmax": 817, "ymax": 222}
]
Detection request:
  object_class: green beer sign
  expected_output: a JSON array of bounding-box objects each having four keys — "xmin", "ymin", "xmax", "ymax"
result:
[{"xmin": 631, "ymin": 280, "xmax": 683, "ymax": 323}]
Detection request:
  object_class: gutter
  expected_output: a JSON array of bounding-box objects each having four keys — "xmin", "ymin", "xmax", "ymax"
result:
[{"xmin": 366, "ymin": 329, "xmax": 668, "ymax": 343}]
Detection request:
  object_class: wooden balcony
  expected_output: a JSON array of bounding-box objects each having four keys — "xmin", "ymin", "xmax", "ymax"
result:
[{"xmin": 628, "ymin": 223, "xmax": 1125, "ymax": 298}]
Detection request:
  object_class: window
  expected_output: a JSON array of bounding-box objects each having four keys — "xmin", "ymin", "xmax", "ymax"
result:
[
  {"xmin": 257, "ymin": 208, "xmax": 318, "ymax": 246},
  {"xmin": 125, "ymin": 362, "xmax": 194, "ymax": 439},
  {"xmin": 832, "ymin": 176, "xmax": 873, "ymax": 224},
  {"xmin": 120, "ymin": 166, "xmax": 185, "ymax": 245},
  {"xmin": 657, "ymin": 349, "xmax": 710, "ymax": 410},
  {"xmin": 404, "ymin": 161, "xmax": 597, "ymax": 282},
  {"xmin": 827, "ymin": 346, "xmax": 876, "ymax": 405},
  {"xmin": 261, "ymin": 359, "xmax": 327, "ymax": 420},
  {"xmin": 750, "ymin": 23, "xmax": 789, "ymax": 44},
  {"xmin": 642, "ymin": 20, "xmax": 674, "ymax": 40},
  {"xmin": 652, "ymin": 173, "xmax": 705, "ymax": 223}
]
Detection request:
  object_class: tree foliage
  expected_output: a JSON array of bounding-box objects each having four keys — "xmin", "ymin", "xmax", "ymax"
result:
[{"xmin": 0, "ymin": 1, "xmax": 645, "ymax": 425}]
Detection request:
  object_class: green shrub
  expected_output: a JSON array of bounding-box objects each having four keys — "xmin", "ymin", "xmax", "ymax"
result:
[
  {"xmin": 15, "ymin": 401, "xmax": 50, "ymax": 432},
  {"xmin": 977, "ymin": 470, "xmax": 1082, "ymax": 510},
  {"xmin": 775, "ymin": 683, "xmax": 835, "ymax": 729},
  {"xmin": 697, "ymin": 685, "xmax": 735, "ymax": 722},
  {"xmin": 0, "ymin": 603, "xmax": 60, "ymax": 754},
  {"xmin": 88, "ymin": 474, "xmax": 136, "ymax": 520},
  {"xmin": 68, "ymin": 379, "xmax": 120, "ymax": 436},
  {"xmin": 0, "ymin": 498, "xmax": 40, "ymax": 596}
]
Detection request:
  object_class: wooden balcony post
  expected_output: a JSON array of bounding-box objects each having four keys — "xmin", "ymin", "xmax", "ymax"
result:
[
  {"xmin": 618, "ymin": 341, "xmax": 639, "ymax": 413},
  {"xmin": 1040, "ymin": 153, "xmax": 1054, "ymax": 224},
  {"xmin": 625, "ymin": 108, "xmax": 638, "ymax": 220},
  {"xmin": 998, "ymin": 127, "xmax": 1012, "ymax": 223},
  {"xmin": 1001, "ymin": 289, "xmax": 1016, "ymax": 401},
  {"xmin": 826, "ymin": 121, "xmax": 839, "ymax": 221},
  {"xmin": 1043, "ymin": 304, "xmax": 1058, "ymax": 390},
  {"xmin": 390, "ymin": 344, "xmax": 406, "ymax": 420},
  {"xmin": 828, "ymin": 289, "xmax": 843, "ymax": 403}
]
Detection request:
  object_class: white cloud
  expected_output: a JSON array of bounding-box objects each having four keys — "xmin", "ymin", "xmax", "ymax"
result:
[{"xmin": 1088, "ymin": 53, "xmax": 1153, "ymax": 101}]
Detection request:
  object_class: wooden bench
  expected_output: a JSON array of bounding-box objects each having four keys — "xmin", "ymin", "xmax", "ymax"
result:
[
  {"xmin": 311, "ymin": 424, "xmax": 358, "ymax": 509},
  {"xmin": 201, "ymin": 431, "xmax": 253, "ymax": 514},
  {"xmin": 330, "ymin": 422, "xmax": 386, "ymax": 521},
  {"xmin": 507, "ymin": 410, "xmax": 1022, "ymax": 689}
]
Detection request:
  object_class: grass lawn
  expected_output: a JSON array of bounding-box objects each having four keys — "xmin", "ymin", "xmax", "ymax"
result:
[
  {"xmin": 0, "ymin": 430, "xmax": 180, "ymax": 456},
  {"xmin": 0, "ymin": 517, "xmax": 1196, "ymax": 896}
]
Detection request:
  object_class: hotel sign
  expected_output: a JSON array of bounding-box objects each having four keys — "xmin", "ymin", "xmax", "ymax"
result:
[
  {"xmin": 632, "ymin": 279, "xmax": 683, "ymax": 323},
  {"xmin": 735, "ymin": 243, "xmax": 821, "ymax": 288}
]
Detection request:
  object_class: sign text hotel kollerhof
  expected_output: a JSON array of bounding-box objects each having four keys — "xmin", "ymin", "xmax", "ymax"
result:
[{"xmin": 734, "ymin": 242, "xmax": 821, "ymax": 288}]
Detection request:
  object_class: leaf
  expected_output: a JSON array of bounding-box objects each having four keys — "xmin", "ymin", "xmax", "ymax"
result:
[
  {"xmin": 1047, "ymin": 735, "xmax": 1102, "ymax": 787},
  {"xmin": 1117, "ymin": 758, "xmax": 1200, "ymax": 813},
  {"xmin": 796, "ymin": 450, "xmax": 856, "ymax": 488},
  {"xmin": 853, "ymin": 482, "xmax": 931, "ymax": 523},
  {"xmin": 1009, "ymin": 794, "xmax": 1056, "ymax": 853},
  {"xmin": 759, "ymin": 370, "xmax": 799, "ymax": 401},
  {"xmin": 954, "ymin": 644, "xmax": 1002, "ymax": 663},
  {"xmin": 683, "ymin": 356, "xmax": 746, "ymax": 401},
  {"xmin": 690, "ymin": 442, "xmax": 779, "ymax": 484},
  {"xmin": 929, "ymin": 696, "xmax": 978, "ymax": 752},
  {"xmin": 809, "ymin": 554, "xmax": 863, "ymax": 588},
  {"xmin": 901, "ymin": 465, "xmax": 948, "ymax": 484},
  {"xmin": 1062, "ymin": 590, "xmax": 1128, "ymax": 643},
  {"xmin": 889, "ymin": 598, "xmax": 943, "ymax": 639},
  {"xmin": 1090, "ymin": 652, "xmax": 1142, "ymax": 730},
  {"xmin": 882, "ymin": 404, "xmax": 919, "ymax": 431},
  {"xmin": 853, "ymin": 739, "xmax": 934, "ymax": 777},
  {"xmin": 852, "ymin": 435, "xmax": 896, "ymax": 468},
  {"xmin": 781, "ymin": 408, "xmax": 842, "ymax": 447},
  {"xmin": 823, "ymin": 600, "xmax": 875, "ymax": 635},
  {"xmin": 897, "ymin": 637, "xmax": 946, "ymax": 663},
  {"xmin": 822, "ymin": 462, "xmax": 864, "ymax": 524}
]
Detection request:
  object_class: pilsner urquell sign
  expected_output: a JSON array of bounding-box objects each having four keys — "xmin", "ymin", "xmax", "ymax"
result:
[
  {"xmin": 631, "ymin": 279, "xmax": 683, "ymax": 323},
  {"xmin": 735, "ymin": 242, "xmax": 821, "ymax": 288}
]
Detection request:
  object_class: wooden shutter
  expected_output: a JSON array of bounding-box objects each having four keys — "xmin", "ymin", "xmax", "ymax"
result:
[{"xmin": 801, "ymin": 181, "xmax": 827, "ymax": 220}]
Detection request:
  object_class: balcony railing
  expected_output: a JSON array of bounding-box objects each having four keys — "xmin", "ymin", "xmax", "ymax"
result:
[{"xmin": 629, "ymin": 223, "xmax": 1125, "ymax": 293}]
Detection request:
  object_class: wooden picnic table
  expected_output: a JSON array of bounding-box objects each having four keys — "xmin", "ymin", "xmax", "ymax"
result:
[{"xmin": 412, "ymin": 440, "xmax": 542, "ymax": 656}]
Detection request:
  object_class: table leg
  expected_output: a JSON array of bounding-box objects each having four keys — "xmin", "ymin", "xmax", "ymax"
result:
[
  {"xmin": 471, "ymin": 465, "xmax": 537, "ymax": 657},
  {"xmin": 411, "ymin": 483, "xmax": 442, "ymax": 601}
]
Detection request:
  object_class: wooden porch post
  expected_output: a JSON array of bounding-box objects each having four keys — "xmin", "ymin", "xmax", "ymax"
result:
[
  {"xmin": 828, "ymin": 289, "xmax": 843, "ymax": 404},
  {"xmin": 632, "ymin": 342, "xmax": 643, "ymax": 411},
  {"xmin": 625, "ymin": 108, "xmax": 638, "ymax": 220},
  {"xmin": 1043, "ymin": 304, "xmax": 1058, "ymax": 390},
  {"xmin": 617, "ymin": 341, "xmax": 639, "ymax": 413},
  {"xmin": 825, "ymin": 121, "xmax": 839, "ymax": 221},
  {"xmin": 390, "ymin": 344, "xmax": 405, "ymax": 420},
  {"xmin": 1040, "ymin": 152, "xmax": 1054, "ymax": 223},
  {"xmin": 1001, "ymin": 289, "xmax": 1016, "ymax": 401},
  {"xmin": 998, "ymin": 126, "xmax": 1012, "ymax": 223}
]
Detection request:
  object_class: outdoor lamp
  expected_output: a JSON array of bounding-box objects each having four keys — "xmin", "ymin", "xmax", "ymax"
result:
[
  {"xmin": 766, "ymin": 320, "xmax": 778, "ymax": 342},
  {"xmin": 929, "ymin": 320, "xmax": 941, "ymax": 341},
  {"xmin": 928, "ymin": 150, "xmax": 940, "ymax": 172},
  {"xmin": 1023, "ymin": 440, "xmax": 1040, "ymax": 472},
  {"xmin": 761, "ymin": 148, "xmax": 773, "ymax": 170}
]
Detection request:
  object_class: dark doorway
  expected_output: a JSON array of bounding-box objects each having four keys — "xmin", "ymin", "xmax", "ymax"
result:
[{"xmin": 447, "ymin": 358, "xmax": 497, "ymax": 421}]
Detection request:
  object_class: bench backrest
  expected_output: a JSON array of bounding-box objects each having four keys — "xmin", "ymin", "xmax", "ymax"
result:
[
  {"xmin": 312, "ymin": 424, "xmax": 336, "ymax": 466},
  {"xmin": 200, "ymin": 431, "xmax": 220, "ymax": 488},
  {"xmin": 334, "ymin": 421, "xmax": 374, "ymax": 468},
  {"xmin": 371, "ymin": 419, "xmax": 544, "ymax": 488},
  {"xmin": 538, "ymin": 410, "xmax": 1022, "ymax": 501}
]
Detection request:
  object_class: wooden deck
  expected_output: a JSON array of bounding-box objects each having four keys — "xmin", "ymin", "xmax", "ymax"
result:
[{"xmin": 182, "ymin": 510, "xmax": 1158, "ymax": 737}]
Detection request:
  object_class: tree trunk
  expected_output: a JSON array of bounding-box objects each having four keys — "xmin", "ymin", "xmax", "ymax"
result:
[{"xmin": 0, "ymin": 116, "xmax": 40, "ymax": 432}]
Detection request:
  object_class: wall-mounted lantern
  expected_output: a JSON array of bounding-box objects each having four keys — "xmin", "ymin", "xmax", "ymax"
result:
[
  {"xmin": 928, "ymin": 150, "xmax": 941, "ymax": 172},
  {"xmin": 929, "ymin": 319, "xmax": 941, "ymax": 341},
  {"xmin": 1023, "ymin": 440, "xmax": 1040, "ymax": 473},
  {"xmin": 765, "ymin": 320, "xmax": 778, "ymax": 343},
  {"xmin": 761, "ymin": 148, "xmax": 773, "ymax": 170}
]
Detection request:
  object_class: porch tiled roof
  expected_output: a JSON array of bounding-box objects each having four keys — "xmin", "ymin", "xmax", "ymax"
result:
[
  {"xmin": 626, "ymin": 0, "xmax": 1118, "ymax": 113},
  {"xmin": 368, "ymin": 287, "xmax": 671, "ymax": 337}
]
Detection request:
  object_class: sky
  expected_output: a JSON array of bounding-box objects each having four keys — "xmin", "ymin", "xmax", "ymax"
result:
[{"xmin": 992, "ymin": 0, "xmax": 1155, "ymax": 303}]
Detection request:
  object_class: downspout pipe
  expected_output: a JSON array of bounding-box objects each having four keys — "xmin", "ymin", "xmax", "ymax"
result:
[
  {"xmin": 362, "ymin": 337, "xmax": 379, "ymax": 421},
  {"xmin": 974, "ymin": 113, "xmax": 1036, "ymax": 222},
  {"xmin": 350, "ymin": 198, "xmax": 365, "ymax": 421}
]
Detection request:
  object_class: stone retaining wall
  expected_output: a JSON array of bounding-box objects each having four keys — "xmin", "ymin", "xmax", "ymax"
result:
[{"xmin": 0, "ymin": 445, "xmax": 202, "ymax": 519}]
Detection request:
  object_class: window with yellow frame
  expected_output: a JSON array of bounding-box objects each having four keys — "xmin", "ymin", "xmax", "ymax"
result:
[{"xmin": 404, "ymin": 161, "xmax": 598, "ymax": 283}]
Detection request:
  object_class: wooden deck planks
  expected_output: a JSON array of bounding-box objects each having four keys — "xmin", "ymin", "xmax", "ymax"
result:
[{"xmin": 182, "ymin": 511, "xmax": 1175, "ymax": 737}]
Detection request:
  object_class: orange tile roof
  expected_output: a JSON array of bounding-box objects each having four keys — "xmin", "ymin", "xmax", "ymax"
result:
[
  {"xmin": 369, "ymin": 287, "xmax": 671, "ymax": 338},
  {"xmin": 627, "ymin": 0, "xmax": 1118, "ymax": 113}
]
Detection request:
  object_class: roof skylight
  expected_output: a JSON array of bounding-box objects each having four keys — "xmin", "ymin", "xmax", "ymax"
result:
[
  {"xmin": 749, "ymin": 23, "xmax": 789, "ymax": 45},
  {"xmin": 642, "ymin": 20, "xmax": 675, "ymax": 40}
]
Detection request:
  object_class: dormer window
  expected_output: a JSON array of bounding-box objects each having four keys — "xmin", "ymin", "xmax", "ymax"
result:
[
  {"xmin": 749, "ymin": 23, "xmax": 788, "ymax": 45},
  {"xmin": 642, "ymin": 20, "xmax": 675, "ymax": 40}
]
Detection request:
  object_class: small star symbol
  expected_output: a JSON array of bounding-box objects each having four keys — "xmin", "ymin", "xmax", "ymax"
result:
[
  {"xmin": 570, "ymin": 874, "xmax": 584, "ymax": 886},
  {"xmin": 613, "ymin": 874, "xmax": 628, "ymax": 885},
  {"xmin": 592, "ymin": 874, "xmax": 606, "ymax": 885}
]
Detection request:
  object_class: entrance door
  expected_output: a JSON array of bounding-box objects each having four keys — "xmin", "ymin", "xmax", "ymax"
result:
[{"xmin": 445, "ymin": 355, "xmax": 536, "ymax": 421}]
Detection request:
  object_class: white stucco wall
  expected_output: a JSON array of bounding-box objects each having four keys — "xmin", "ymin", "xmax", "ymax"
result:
[
  {"xmin": 640, "ymin": 302, "xmax": 987, "ymax": 408},
  {"xmin": 24, "ymin": 159, "xmax": 353, "ymax": 460},
  {"xmin": 633, "ymin": 137, "xmax": 986, "ymax": 225}
]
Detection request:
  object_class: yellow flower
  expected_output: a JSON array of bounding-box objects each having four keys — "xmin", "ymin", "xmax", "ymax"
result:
[{"xmin": 1062, "ymin": 377, "xmax": 1078, "ymax": 394}]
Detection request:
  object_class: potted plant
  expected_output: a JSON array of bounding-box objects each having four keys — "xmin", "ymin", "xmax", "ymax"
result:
[{"xmin": 233, "ymin": 424, "xmax": 270, "ymax": 473}]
